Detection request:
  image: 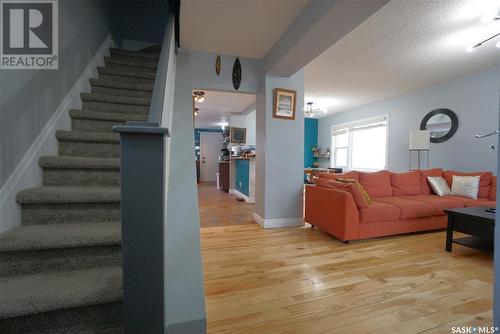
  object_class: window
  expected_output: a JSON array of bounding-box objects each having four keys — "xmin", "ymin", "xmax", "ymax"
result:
[{"xmin": 331, "ymin": 116, "xmax": 388, "ymax": 170}]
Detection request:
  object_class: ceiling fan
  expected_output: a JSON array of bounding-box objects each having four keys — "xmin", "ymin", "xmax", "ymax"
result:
[{"xmin": 304, "ymin": 102, "xmax": 324, "ymax": 117}]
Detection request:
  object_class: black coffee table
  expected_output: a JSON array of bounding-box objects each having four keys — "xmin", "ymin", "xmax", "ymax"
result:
[{"xmin": 444, "ymin": 207, "xmax": 495, "ymax": 252}]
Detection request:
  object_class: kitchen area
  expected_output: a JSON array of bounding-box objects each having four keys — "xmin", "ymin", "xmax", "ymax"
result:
[
  {"xmin": 217, "ymin": 111, "xmax": 256, "ymax": 203},
  {"xmin": 193, "ymin": 89, "xmax": 257, "ymax": 224}
]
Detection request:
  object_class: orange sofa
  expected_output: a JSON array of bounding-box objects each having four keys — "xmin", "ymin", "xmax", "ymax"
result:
[{"xmin": 304, "ymin": 169, "xmax": 496, "ymax": 242}]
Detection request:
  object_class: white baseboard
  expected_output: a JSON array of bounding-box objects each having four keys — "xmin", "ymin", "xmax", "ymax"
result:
[
  {"xmin": 232, "ymin": 189, "xmax": 255, "ymax": 204},
  {"xmin": 0, "ymin": 35, "xmax": 114, "ymax": 233},
  {"xmin": 253, "ymin": 213, "xmax": 304, "ymax": 229}
]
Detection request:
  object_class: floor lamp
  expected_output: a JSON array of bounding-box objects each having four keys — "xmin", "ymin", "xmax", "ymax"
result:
[{"xmin": 409, "ymin": 130, "xmax": 430, "ymax": 170}]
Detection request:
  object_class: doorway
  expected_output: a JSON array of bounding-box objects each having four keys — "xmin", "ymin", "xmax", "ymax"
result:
[
  {"xmin": 199, "ymin": 132, "xmax": 222, "ymax": 182},
  {"xmin": 193, "ymin": 89, "xmax": 257, "ymax": 228}
]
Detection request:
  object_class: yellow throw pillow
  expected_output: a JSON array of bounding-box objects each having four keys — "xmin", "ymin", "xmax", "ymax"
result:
[{"xmin": 336, "ymin": 178, "xmax": 372, "ymax": 205}]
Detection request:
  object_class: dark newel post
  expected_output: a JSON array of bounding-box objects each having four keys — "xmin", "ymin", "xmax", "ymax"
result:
[{"xmin": 114, "ymin": 123, "xmax": 169, "ymax": 334}]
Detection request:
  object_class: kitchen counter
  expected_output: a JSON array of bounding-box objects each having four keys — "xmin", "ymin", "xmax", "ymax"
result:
[{"xmin": 229, "ymin": 157, "xmax": 255, "ymax": 203}]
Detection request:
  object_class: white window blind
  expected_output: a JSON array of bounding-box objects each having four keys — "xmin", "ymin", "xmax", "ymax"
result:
[{"xmin": 331, "ymin": 117, "xmax": 388, "ymax": 170}]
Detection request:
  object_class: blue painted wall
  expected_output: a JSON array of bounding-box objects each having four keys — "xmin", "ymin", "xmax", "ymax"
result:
[
  {"xmin": 194, "ymin": 128, "xmax": 223, "ymax": 159},
  {"xmin": 304, "ymin": 118, "xmax": 318, "ymax": 168},
  {"xmin": 235, "ymin": 160, "xmax": 250, "ymax": 196}
]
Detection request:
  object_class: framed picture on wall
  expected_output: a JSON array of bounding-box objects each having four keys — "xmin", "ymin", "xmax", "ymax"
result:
[{"xmin": 273, "ymin": 88, "xmax": 296, "ymax": 120}]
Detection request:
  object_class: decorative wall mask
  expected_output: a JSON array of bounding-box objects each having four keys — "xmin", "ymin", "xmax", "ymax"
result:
[
  {"xmin": 232, "ymin": 57, "xmax": 241, "ymax": 90},
  {"xmin": 215, "ymin": 55, "xmax": 221, "ymax": 76}
]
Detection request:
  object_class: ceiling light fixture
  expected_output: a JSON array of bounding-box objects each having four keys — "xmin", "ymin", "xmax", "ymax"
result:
[
  {"xmin": 304, "ymin": 102, "xmax": 324, "ymax": 117},
  {"xmin": 304, "ymin": 102, "xmax": 314, "ymax": 117},
  {"xmin": 217, "ymin": 122, "xmax": 228, "ymax": 131},
  {"xmin": 193, "ymin": 91, "xmax": 205, "ymax": 103},
  {"xmin": 467, "ymin": 32, "xmax": 500, "ymax": 51},
  {"xmin": 497, "ymin": 40, "xmax": 500, "ymax": 48}
]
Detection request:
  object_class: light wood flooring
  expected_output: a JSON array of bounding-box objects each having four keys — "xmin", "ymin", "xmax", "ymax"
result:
[{"xmin": 200, "ymin": 210, "xmax": 493, "ymax": 333}]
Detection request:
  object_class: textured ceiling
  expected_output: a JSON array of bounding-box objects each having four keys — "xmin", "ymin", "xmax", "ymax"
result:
[
  {"xmin": 180, "ymin": 0, "xmax": 309, "ymax": 58},
  {"xmin": 194, "ymin": 90, "xmax": 256, "ymax": 129},
  {"xmin": 304, "ymin": 0, "xmax": 500, "ymax": 117}
]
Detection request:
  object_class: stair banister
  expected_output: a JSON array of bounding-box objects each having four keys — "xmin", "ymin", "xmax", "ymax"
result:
[{"xmin": 113, "ymin": 16, "xmax": 175, "ymax": 334}]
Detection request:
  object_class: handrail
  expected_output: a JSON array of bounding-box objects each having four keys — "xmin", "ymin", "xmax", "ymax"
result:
[{"xmin": 148, "ymin": 15, "xmax": 176, "ymax": 127}]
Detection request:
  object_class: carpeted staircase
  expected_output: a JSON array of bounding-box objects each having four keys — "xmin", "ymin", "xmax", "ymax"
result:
[{"xmin": 0, "ymin": 47, "xmax": 160, "ymax": 333}]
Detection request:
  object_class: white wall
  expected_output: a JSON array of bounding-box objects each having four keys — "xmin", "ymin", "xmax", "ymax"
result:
[
  {"xmin": 230, "ymin": 109, "xmax": 256, "ymax": 146},
  {"xmin": 318, "ymin": 65, "xmax": 500, "ymax": 173},
  {"xmin": 0, "ymin": 0, "xmax": 112, "ymax": 189},
  {"xmin": 188, "ymin": 50, "xmax": 261, "ymax": 94},
  {"xmin": 255, "ymin": 71, "xmax": 304, "ymax": 223},
  {"xmin": 164, "ymin": 50, "xmax": 206, "ymax": 329}
]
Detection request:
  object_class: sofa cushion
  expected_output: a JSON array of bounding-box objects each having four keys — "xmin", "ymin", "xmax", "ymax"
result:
[
  {"xmin": 359, "ymin": 201, "xmax": 400, "ymax": 223},
  {"xmin": 402, "ymin": 195, "xmax": 464, "ymax": 215},
  {"xmin": 315, "ymin": 178, "xmax": 371, "ymax": 208},
  {"xmin": 418, "ymin": 168, "xmax": 443, "ymax": 195},
  {"xmin": 467, "ymin": 200, "xmax": 496, "ymax": 208},
  {"xmin": 319, "ymin": 171, "xmax": 359, "ymax": 181},
  {"xmin": 443, "ymin": 170, "xmax": 492, "ymax": 199},
  {"xmin": 375, "ymin": 197, "xmax": 435, "ymax": 219},
  {"xmin": 490, "ymin": 176, "xmax": 496, "ymax": 201},
  {"xmin": 441, "ymin": 195, "xmax": 491, "ymax": 207},
  {"xmin": 391, "ymin": 171, "xmax": 420, "ymax": 196},
  {"xmin": 358, "ymin": 171, "xmax": 392, "ymax": 198}
]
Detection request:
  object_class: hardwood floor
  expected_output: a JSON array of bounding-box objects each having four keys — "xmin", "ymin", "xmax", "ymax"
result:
[
  {"xmin": 200, "ymin": 224, "xmax": 493, "ymax": 333},
  {"xmin": 198, "ymin": 182, "xmax": 255, "ymax": 228}
]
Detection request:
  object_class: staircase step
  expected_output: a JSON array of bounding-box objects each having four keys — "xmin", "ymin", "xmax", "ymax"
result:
[
  {"xmin": 81, "ymin": 93, "xmax": 150, "ymax": 115},
  {"xmin": 140, "ymin": 45, "xmax": 161, "ymax": 53},
  {"xmin": 0, "ymin": 267, "xmax": 122, "ymax": 333},
  {"xmin": 70, "ymin": 109, "xmax": 148, "ymax": 133},
  {"xmin": 56, "ymin": 130, "xmax": 120, "ymax": 159},
  {"xmin": 90, "ymin": 78, "xmax": 154, "ymax": 92},
  {"xmin": 90, "ymin": 78, "xmax": 153, "ymax": 98},
  {"xmin": 16, "ymin": 186, "xmax": 120, "ymax": 225},
  {"xmin": 81, "ymin": 93, "xmax": 151, "ymax": 107},
  {"xmin": 110, "ymin": 47, "xmax": 160, "ymax": 60},
  {"xmin": 98, "ymin": 67, "xmax": 155, "ymax": 84},
  {"xmin": 105, "ymin": 56, "xmax": 158, "ymax": 70},
  {"xmin": 0, "ymin": 222, "xmax": 121, "ymax": 277},
  {"xmin": 39, "ymin": 156, "xmax": 120, "ymax": 186},
  {"xmin": 105, "ymin": 63, "xmax": 157, "ymax": 75}
]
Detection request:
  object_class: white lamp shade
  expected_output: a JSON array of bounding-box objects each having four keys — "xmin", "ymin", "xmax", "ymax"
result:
[{"xmin": 409, "ymin": 130, "xmax": 430, "ymax": 150}]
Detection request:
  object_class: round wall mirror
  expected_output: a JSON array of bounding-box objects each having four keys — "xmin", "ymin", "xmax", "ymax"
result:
[{"xmin": 420, "ymin": 108, "xmax": 458, "ymax": 143}]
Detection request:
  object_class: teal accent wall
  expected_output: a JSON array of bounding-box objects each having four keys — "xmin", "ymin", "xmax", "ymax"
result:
[
  {"xmin": 304, "ymin": 118, "xmax": 318, "ymax": 168},
  {"xmin": 235, "ymin": 159, "xmax": 250, "ymax": 196},
  {"xmin": 194, "ymin": 128, "xmax": 223, "ymax": 159}
]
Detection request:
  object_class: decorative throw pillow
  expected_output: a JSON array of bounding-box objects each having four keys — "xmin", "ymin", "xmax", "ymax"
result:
[
  {"xmin": 427, "ymin": 176, "xmax": 452, "ymax": 196},
  {"xmin": 451, "ymin": 175, "xmax": 481, "ymax": 199},
  {"xmin": 315, "ymin": 178, "xmax": 371, "ymax": 208},
  {"xmin": 418, "ymin": 168, "xmax": 443, "ymax": 195},
  {"xmin": 443, "ymin": 171, "xmax": 492, "ymax": 198},
  {"xmin": 336, "ymin": 178, "xmax": 372, "ymax": 205}
]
